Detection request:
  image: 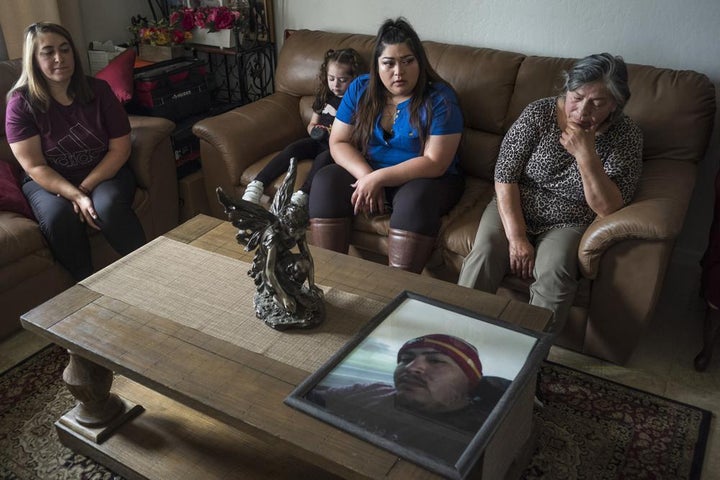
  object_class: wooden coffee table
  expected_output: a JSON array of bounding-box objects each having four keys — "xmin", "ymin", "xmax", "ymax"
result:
[{"xmin": 21, "ymin": 215, "xmax": 552, "ymax": 479}]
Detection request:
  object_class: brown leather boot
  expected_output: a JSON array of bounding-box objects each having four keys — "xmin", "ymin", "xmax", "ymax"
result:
[
  {"xmin": 309, "ymin": 217, "xmax": 351, "ymax": 253},
  {"xmin": 387, "ymin": 228, "xmax": 436, "ymax": 274}
]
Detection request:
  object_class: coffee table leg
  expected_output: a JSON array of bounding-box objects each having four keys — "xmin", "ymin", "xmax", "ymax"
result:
[
  {"xmin": 63, "ymin": 351, "xmax": 125, "ymax": 426},
  {"xmin": 56, "ymin": 350, "xmax": 144, "ymax": 443}
]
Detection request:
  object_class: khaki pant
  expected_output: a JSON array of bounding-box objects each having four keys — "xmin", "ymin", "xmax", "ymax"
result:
[{"xmin": 458, "ymin": 198, "xmax": 586, "ymax": 329}]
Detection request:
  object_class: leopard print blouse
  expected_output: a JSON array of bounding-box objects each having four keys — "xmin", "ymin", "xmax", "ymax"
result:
[{"xmin": 494, "ymin": 97, "xmax": 643, "ymax": 235}]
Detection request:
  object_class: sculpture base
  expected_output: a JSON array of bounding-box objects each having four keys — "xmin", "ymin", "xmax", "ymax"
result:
[{"xmin": 255, "ymin": 286, "xmax": 325, "ymax": 330}]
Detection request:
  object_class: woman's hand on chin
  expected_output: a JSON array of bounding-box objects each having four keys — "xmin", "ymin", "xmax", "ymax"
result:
[{"xmin": 560, "ymin": 121, "xmax": 597, "ymax": 158}]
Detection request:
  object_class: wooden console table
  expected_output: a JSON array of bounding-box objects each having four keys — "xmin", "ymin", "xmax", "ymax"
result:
[{"xmin": 21, "ymin": 215, "xmax": 552, "ymax": 479}]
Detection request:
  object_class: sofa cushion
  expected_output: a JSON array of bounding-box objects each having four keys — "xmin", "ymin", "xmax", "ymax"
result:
[
  {"xmin": 624, "ymin": 64, "xmax": 716, "ymax": 163},
  {"xmin": 0, "ymin": 211, "xmax": 46, "ymax": 268},
  {"xmin": 425, "ymin": 42, "xmax": 524, "ymax": 136},
  {"xmin": 439, "ymin": 176, "xmax": 494, "ymax": 257},
  {"xmin": 96, "ymin": 48, "xmax": 136, "ymax": 104},
  {"xmin": 0, "ymin": 245, "xmax": 57, "ymax": 291},
  {"xmin": 275, "ymin": 30, "xmax": 374, "ymax": 97},
  {"xmin": 0, "ymin": 160, "xmax": 34, "ymax": 220},
  {"xmin": 505, "ymin": 56, "xmax": 575, "ymax": 130}
]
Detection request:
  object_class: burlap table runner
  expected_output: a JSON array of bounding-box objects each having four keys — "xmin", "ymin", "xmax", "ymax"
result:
[{"xmin": 81, "ymin": 237, "xmax": 385, "ymax": 373}]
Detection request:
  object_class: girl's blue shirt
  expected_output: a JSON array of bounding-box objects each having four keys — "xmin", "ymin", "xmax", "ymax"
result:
[{"xmin": 335, "ymin": 74, "xmax": 463, "ymax": 173}]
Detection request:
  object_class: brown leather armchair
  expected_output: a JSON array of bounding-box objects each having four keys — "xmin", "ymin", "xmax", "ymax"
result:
[
  {"xmin": 193, "ymin": 30, "xmax": 716, "ymax": 364},
  {"xmin": 0, "ymin": 58, "xmax": 180, "ymax": 340}
]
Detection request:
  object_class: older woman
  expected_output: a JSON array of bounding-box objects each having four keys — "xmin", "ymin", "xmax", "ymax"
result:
[
  {"xmin": 5, "ymin": 23, "xmax": 144, "ymax": 281},
  {"xmin": 458, "ymin": 53, "xmax": 643, "ymax": 329},
  {"xmin": 308, "ymin": 18, "xmax": 464, "ymax": 274}
]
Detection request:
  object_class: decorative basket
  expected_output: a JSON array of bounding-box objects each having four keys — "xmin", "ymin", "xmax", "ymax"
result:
[{"xmin": 190, "ymin": 28, "xmax": 238, "ymax": 48}]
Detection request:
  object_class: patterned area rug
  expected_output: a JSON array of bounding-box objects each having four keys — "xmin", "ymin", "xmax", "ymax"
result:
[
  {"xmin": 0, "ymin": 346, "xmax": 120, "ymax": 480},
  {"xmin": 0, "ymin": 346, "xmax": 710, "ymax": 479},
  {"xmin": 525, "ymin": 362, "xmax": 710, "ymax": 479}
]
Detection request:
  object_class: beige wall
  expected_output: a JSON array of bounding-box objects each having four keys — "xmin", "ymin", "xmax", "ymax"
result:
[
  {"xmin": 0, "ymin": 0, "xmax": 85, "ymax": 62},
  {"xmin": 78, "ymin": 0, "xmax": 153, "ymax": 48}
]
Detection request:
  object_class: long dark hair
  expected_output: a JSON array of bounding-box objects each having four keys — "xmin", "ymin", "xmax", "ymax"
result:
[
  {"xmin": 351, "ymin": 17, "xmax": 446, "ymax": 156},
  {"xmin": 311, "ymin": 48, "xmax": 364, "ymax": 113},
  {"xmin": 8, "ymin": 22, "xmax": 93, "ymax": 112}
]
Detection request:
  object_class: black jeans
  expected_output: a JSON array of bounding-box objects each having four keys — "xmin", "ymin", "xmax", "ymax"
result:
[
  {"xmin": 23, "ymin": 166, "xmax": 146, "ymax": 281},
  {"xmin": 308, "ymin": 163, "xmax": 464, "ymax": 236},
  {"xmin": 255, "ymin": 137, "xmax": 332, "ymax": 193}
]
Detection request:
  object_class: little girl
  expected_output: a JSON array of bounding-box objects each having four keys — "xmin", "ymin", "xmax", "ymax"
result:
[{"xmin": 242, "ymin": 48, "xmax": 364, "ymax": 206}]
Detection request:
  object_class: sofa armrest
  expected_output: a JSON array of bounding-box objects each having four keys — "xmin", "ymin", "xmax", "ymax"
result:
[
  {"xmin": 192, "ymin": 92, "xmax": 306, "ymax": 218},
  {"xmin": 578, "ymin": 159, "xmax": 696, "ymax": 278},
  {"xmin": 128, "ymin": 115, "xmax": 179, "ymax": 238},
  {"xmin": 128, "ymin": 115, "xmax": 175, "ymax": 187}
]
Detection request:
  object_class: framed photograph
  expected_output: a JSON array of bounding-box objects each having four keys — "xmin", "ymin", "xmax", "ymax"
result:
[
  {"xmin": 249, "ymin": 0, "xmax": 274, "ymax": 43},
  {"xmin": 285, "ymin": 291, "xmax": 553, "ymax": 479},
  {"xmin": 186, "ymin": 0, "xmax": 223, "ymax": 7}
]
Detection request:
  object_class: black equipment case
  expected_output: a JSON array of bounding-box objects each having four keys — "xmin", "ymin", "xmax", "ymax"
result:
[{"xmin": 127, "ymin": 57, "xmax": 212, "ymax": 121}]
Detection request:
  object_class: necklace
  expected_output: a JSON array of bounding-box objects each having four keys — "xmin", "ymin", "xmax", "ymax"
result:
[
  {"xmin": 381, "ymin": 105, "xmax": 399, "ymax": 128},
  {"xmin": 381, "ymin": 104, "xmax": 399, "ymax": 142}
]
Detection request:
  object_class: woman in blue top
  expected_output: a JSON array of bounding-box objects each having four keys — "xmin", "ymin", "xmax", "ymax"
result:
[{"xmin": 308, "ymin": 18, "xmax": 464, "ymax": 273}]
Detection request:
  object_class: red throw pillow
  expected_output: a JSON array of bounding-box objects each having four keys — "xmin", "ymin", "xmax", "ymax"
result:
[
  {"xmin": 0, "ymin": 160, "xmax": 34, "ymax": 220},
  {"xmin": 96, "ymin": 48, "xmax": 136, "ymax": 104}
]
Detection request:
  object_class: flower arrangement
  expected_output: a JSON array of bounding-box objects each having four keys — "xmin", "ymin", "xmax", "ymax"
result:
[
  {"xmin": 170, "ymin": 4, "xmax": 249, "ymax": 34},
  {"xmin": 129, "ymin": 3, "xmax": 249, "ymax": 47},
  {"xmin": 129, "ymin": 14, "xmax": 192, "ymax": 46}
]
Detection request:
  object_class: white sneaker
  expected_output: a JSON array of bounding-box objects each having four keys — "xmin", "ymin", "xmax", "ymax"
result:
[
  {"xmin": 242, "ymin": 180, "xmax": 264, "ymax": 203},
  {"xmin": 291, "ymin": 190, "xmax": 308, "ymax": 207}
]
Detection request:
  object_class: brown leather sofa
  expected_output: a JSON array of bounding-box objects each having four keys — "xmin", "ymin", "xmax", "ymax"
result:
[
  {"xmin": 193, "ymin": 30, "xmax": 716, "ymax": 364},
  {"xmin": 0, "ymin": 58, "xmax": 180, "ymax": 340}
]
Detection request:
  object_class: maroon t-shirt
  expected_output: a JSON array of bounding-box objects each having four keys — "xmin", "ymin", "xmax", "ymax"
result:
[{"xmin": 5, "ymin": 77, "xmax": 131, "ymax": 185}]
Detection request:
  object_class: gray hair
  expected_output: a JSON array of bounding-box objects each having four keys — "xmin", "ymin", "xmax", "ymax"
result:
[{"xmin": 562, "ymin": 53, "xmax": 630, "ymax": 120}]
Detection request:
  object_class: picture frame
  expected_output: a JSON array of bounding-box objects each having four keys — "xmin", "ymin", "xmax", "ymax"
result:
[
  {"xmin": 185, "ymin": 0, "xmax": 223, "ymax": 7},
  {"xmin": 248, "ymin": 0, "xmax": 274, "ymax": 43},
  {"xmin": 285, "ymin": 291, "xmax": 553, "ymax": 479}
]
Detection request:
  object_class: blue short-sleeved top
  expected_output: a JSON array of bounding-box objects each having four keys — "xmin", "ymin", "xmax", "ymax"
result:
[{"xmin": 336, "ymin": 74, "xmax": 463, "ymax": 173}]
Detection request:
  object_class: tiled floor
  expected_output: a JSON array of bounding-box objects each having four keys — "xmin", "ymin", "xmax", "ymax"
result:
[{"xmin": 1, "ymin": 259, "xmax": 718, "ymax": 478}]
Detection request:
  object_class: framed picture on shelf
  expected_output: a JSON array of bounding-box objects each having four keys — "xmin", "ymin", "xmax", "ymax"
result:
[
  {"xmin": 186, "ymin": 0, "xmax": 223, "ymax": 6},
  {"xmin": 284, "ymin": 291, "xmax": 553, "ymax": 480},
  {"xmin": 248, "ymin": 0, "xmax": 274, "ymax": 43}
]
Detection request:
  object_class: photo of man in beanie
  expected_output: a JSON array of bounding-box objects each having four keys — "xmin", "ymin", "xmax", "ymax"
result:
[{"xmin": 306, "ymin": 333, "xmax": 510, "ymax": 464}]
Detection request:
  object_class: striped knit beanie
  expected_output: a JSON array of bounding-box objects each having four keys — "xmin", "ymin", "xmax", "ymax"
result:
[{"xmin": 397, "ymin": 334, "xmax": 483, "ymax": 388}]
